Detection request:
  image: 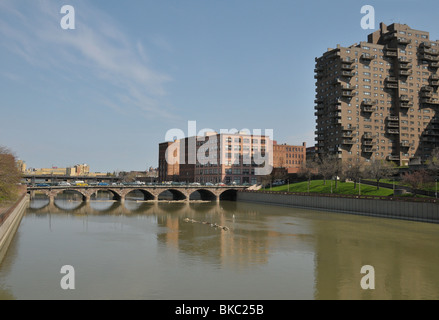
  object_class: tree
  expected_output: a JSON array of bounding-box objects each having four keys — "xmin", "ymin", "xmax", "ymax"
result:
[
  {"xmin": 316, "ymin": 155, "xmax": 335, "ymax": 185},
  {"xmin": 426, "ymin": 148, "xmax": 439, "ymax": 177},
  {"xmin": 0, "ymin": 146, "xmax": 22, "ymax": 202},
  {"xmin": 365, "ymin": 157, "xmax": 398, "ymax": 190},
  {"xmin": 316, "ymin": 154, "xmax": 343, "ymax": 190},
  {"xmin": 298, "ymin": 159, "xmax": 318, "ymax": 193},
  {"xmin": 401, "ymin": 169, "xmax": 433, "ymax": 196},
  {"xmin": 343, "ymin": 158, "xmax": 365, "ymax": 189}
]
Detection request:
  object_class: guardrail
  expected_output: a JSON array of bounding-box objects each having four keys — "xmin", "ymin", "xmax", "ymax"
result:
[{"xmin": 241, "ymin": 190, "xmax": 438, "ymax": 204}]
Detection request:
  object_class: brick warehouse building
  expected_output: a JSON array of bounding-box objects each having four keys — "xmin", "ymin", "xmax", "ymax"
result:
[
  {"xmin": 158, "ymin": 132, "xmax": 306, "ymax": 184},
  {"xmin": 315, "ymin": 23, "xmax": 439, "ymax": 166}
]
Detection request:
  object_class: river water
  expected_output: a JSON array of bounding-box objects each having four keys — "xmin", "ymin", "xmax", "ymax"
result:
[{"xmin": 1, "ymin": 193, "xmax": 439, "ymax": 300}]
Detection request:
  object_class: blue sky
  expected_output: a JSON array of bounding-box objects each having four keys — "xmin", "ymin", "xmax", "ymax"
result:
[{"xmin": 1, "ymin": 0, "xmax": 438, "ymax": 172}]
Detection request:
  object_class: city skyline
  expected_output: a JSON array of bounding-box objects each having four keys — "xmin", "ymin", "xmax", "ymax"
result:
[{"xmin": 1, "ymin": 0, "xmax": 439, "ymax": 172}]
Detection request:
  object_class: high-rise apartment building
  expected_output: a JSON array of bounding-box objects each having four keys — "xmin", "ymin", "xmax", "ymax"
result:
[{"xmin": 315, "ymin": 23, "xmax": 439, "ymax": 166}]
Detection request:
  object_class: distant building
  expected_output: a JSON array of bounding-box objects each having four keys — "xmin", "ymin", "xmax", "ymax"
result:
[
  {"xmin": 16, "ymin": 160, "xmax": 27, "ymax": 173},
  {"xmin": 159, "ymin": 131, "xmax": 273, "ymax": 185},
  {"xmin": 272, "ymin": 141, "xmax": 306, "ymax": 174}
]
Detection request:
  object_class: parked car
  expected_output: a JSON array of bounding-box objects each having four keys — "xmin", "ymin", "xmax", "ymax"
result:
[
  {"xmin": 98, "ymin": 182, "xmax": 109, "ymax": 186},
  {"xmin": 36, "ymin": 183, "xmax": 50, "ymax": 187},
  {"xmin": 205, "ymin": 182, "xmax": 214, "ymax": 186}
]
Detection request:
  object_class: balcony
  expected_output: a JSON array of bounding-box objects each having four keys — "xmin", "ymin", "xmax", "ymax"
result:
[
  {"xmin": 431, "ymin": 62, "xmax": 439, "ymax": 68},
  {"xmin": 421, "ymin": 136, "xmax": 438, "ymax": 143},
  {"xmin": 385, "ymin": 82, "xmax": 398, "ymax": 89},
  {"xmin": 421, "ymin": 91, "xmax": 433, "ymax": 98},
  {"xmin": 399, "ymin": 70, "xmax": 412, "ymax": 76},
  {"xmin": 420, "ymin": 47, "xmax": 439, "ymax": 56},
  {"xmin": 362, "ymin": 106, "xmax": 375, "ymax": 113},
  {"xmin": 431, "ymin": 80, "xmax": 439, "ymax": 87},
  {"xmin": 421, "ymin": 85, "xmax": 434, "ymax": 92},
  {"xmin": 363, "ymin": 140, "xmax": 374, "ymax": 146},
  {"xmin": 388, "ymin": 115, "xmax": 399, "ymax": 121},
  {"xmin": 341, "ymin": 71, "xmax": 355, "ymax": 77},
  {"xmin": 422, "ymin": 98, "xmax": 439, "ymax": 105},
  {"xmin": 399, "ymin": 63, "xmax": 413, "ymax": 70},
  {"xmin": 315, "ymin": 98, "xmax": 324, "ymax": 104},
  {"xmin": 342, "ymin": 132, "xmax": 353, "ymax": 138},
  {"xmin": 363, "ymin": 132, "xmax": 373, "ymax": 139},
  {"xmin": 363, "ymin": 147, "xmax": 374, "ymax": 153},
  {"xmin": 361, "ymin": 53, "xmax": 375, "ymax": 61},
  {"xmin": 341, "ymin": 58, "xmax": 354, "ymax": 64},
  {"xmin": 384, "ymin": 50, "xmax": 398, "ymax": 57},
  {"xmin": 341, "ymin": 84, "xmax": 355, "ymax": 91},
  {"xmin": 400, "ymin": 102, "xmax": 414, "ymax": 109},
  {"xmin": 420, "ymin": 54, "xmax": 439, "ymax": 62},
  {"xmin": 400, "ymin": 95, "xmax": 412, "ymax": 102},
  {"xmin": 387, "ymin": 122, "xmax": 399, "ymax": 128},
  {"xmin": 421, "ymin": 41, "xmax": 432, "ymax": 48},
  {"xmin": 341, "ymin": 64, "xmax": 355, "ymax": 71},
  {"xmin": 341, "ymin": 91, "xmax": 355, "ymax": 98},
  {"xmin": 397, "ymin": 37, "xmax": 411, "ymax": 45},
  {"xmin": 387, "ymin": 129, "xmax": 400, "ymax": 134},
  {"xmin": 342, "ymin": 139, "xmax": 355, "ymax": 145},
  {"xmin": 431, "ymin": 74, "xmax": 439, "ymax": 81},
  {"xmin": 387, "ymin": 155, "xmax": 400, "ymax": 161},
  {"xmin": 424, "ymin": 130, "xmax": 439, "ymax": 136},
  {"xmin": 386, "ymin": 76, "xmax": 398, "ymax": 83},
  {"xmin": 362, "ymin": 99, "xmax": 377, "ymax": 106},
  {"xmin": 400, "ymin": 141, "xmax": 411, "ymax": 148}
]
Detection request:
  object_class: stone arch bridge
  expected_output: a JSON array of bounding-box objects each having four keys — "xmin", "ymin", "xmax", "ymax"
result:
[{"xmin": 27, "ymin": 185, "xmax": 247, "ymax": 203}]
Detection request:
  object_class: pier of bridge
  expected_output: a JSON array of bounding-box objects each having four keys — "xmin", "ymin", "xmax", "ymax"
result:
[{"xmin": 27, "ymin": 185, "xmax": 247, "ymax": 203}]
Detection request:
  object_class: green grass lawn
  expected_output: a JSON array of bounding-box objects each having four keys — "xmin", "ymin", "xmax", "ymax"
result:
[{"xmin": 262, "ymin": 180, "xmax": 394, "ymax": 196}]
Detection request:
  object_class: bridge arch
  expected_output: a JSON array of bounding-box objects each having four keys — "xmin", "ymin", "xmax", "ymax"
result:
[
  {"xmin": 91, "ymin": 189, "xmax": 122, "ymax": 201},
  {"xmin": 158, "ymin": 189, "xmax": 187, "ymax": 201},
  {"xmin": 125, "ymin": 189, "xmax": 155, "ymax": 201},
  {"xmin": 189, "ymin": 189, "xmax": 217, "ymax": 201},
  {"xmin": 53, "ymin": 189, "xmax": 88, "ymax": 202},
  {"xmin": 219, "ymin": 189, "xmax": 238, "ymax": 201}
]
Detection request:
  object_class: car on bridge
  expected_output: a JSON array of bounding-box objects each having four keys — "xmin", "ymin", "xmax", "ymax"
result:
[
  {"xmin": 98, "ymin": 182, "xmax": 109, "ymax": 186},
  {"xmin": 36, "ymin": 183, "xmax": 50, "ymax": 187}
]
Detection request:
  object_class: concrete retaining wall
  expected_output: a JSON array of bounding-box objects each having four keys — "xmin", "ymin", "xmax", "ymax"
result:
[
  {"xmin": 237, "ymin": 191, "xmax": 439, "ymax": 224},
  {"xmin": 0, "ymin": 194, "xmax": 29, "ymax": 265}
]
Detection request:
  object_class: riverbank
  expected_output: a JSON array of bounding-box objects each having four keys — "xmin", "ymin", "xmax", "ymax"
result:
[
  {"xmin": 238, "ymin": 190, "xmax": 439, "ymax": 224},
  {"xmin": 0, "ymin": 192, "xmax": 29, "ymax": 265}
]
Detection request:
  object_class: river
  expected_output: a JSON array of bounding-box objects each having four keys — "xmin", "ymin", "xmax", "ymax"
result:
[{"xmin": 1, "ymin": 193, "xmax": 439, "ymax": 300}]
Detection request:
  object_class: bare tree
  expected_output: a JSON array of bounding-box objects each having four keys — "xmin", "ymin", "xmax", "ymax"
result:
[
  {"xmin": 343, "ymin": 158, "xmax": 365, "ymax": 189},
  {"xmin": 0, "ymin": 146, "xmax": 22, "ymax": 202},
  {"xmin": 316, "ymin": 154, "xmax": 334, "ymax": 185},
  {"xmin": 298, "ymin": 159, "xmax": 317, "ymax": 193},
  {"xmin": 365, "ymin": 157, "xmax": 398, "ymax": 190},
  {"xmin": 401, "ymin": 170, "xmax": 433, "ymax": 196}
]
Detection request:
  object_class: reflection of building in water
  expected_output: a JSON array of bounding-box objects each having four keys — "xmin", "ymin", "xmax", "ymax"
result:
[
  {"xmin": 313, "ymin": 218, "xmax": 439, "ymax": 300},
  {"xmin": 155, "ymin": 202, "xmax": 315, "ymax": 269},
  {"xmin": 155, "ymin": 202, "xmax": 273, "ymax": 268}
]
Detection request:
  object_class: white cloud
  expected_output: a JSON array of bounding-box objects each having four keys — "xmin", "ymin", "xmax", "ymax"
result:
[{"xmin": 0, "ymin": 0, "xmax": 173, "ymax": 119}]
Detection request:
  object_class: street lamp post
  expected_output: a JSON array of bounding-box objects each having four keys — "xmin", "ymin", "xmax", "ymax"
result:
[
  {"xmin": 359, "ymin": 178, "xmax": 361, "ymax": 196},
  {"xmin": 436, "ymin": 178, "xmax": 438, "ymax": 199}
]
